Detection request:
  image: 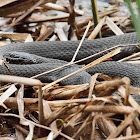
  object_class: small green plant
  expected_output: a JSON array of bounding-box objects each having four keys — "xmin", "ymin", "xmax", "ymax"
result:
[{"xmin": 125, "ymin": 0, "xmax": 140, "ymax": 39}]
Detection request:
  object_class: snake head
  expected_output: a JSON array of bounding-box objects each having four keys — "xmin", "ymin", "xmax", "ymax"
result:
[{"xmin": 3, "ymin": 51, "xmax": 39, "ymax": 64}]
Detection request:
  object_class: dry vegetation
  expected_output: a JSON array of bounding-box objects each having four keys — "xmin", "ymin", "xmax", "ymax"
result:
[{"xmin": 0, "ymin": 0, "xmax": 140, "ymax": 139}]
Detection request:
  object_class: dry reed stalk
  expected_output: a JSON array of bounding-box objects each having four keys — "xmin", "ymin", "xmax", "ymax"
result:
[
  {"xmin": 4, "ymin": 96, "xmax": 118, "ymax": 111},
  {"xmin": 126, "ymin": 60, "xmax": 140, "ymax": 65},
  {"xmin": 44, "ymin": 3, "xmax": 83, "ymax": 15},
  {"xmin": 0, "ymin": 74, "xmax": 42, "ymax": 86},
  {"xmin": 0, "ymin": 0, "xmax": 18, "ymax": 7},
  {"xmin": 69, "ymin": 105, "xmax": 135, "ymax": 114},
  {"xmin": 55, "ymin": 28, "xmax": 68, "ymax": 41},
  {"xmin": 95, "ymin": 77, "xmax": 126, "ymax": 91},
  {"xmin": 88, "ymin": 73, "xmax": 98, "ymax": 98},
  {"xmin": 38, "ymin": 85, "xmax": 44, "ymax": 135},
  {"xmin": 0, "ymin": 84, "xmax": 17, "ymax": 108},
  {"xmin": 88, "ymin": 17, "xmax": 106, "ymax": 40},
  {"xmin": 49, "ymin": 34, "xmax": 58, "ymax": 41},
  {"xmin": 105, "ymin": 16, "xmax": 124, "ymax": 35},
  {"xmin": 71, "ymin": 21, "xmax": 91, "ymax": 63},
  {"xmin": 91, "ymin": 116, "xmax": 96, "ymax": 140},
  {"xmin": 26, "ymin": 14, "xmax": 69, "ymax": 23},
  {"xmin": 123, "ymin": 77, "xmax": 130, "ymax": 106},
  {"xmin": 118, "ymin": 51, "xmax": 140, "ymax": 62},
  {"xmin": 92, "ymin": 113, "xmax": 116, "ymax": 139},
  {"xmin": 17, "ymin": 84, "xmax": 25, "ymax": 125},
  {"xmin": 88, "ymin": 16, "xmax": 124, "ymax": 40},
  {"xmin": 45, "ymin": 85, "xmax": 89, "ymax": 100},
  {"xmin": 35, "ymin": 25, "xmax": 54, "ymax": 41},
  {"xmin": 129, "ymin": 56, "xmax": 140, "ymax": 60}
]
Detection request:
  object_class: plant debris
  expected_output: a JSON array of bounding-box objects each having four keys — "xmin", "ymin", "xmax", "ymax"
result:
[{"xmin": 0, "ymin": 0, "xmax": 140, "ymax": 139}]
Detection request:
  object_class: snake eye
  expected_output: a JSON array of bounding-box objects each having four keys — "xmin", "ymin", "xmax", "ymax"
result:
[
  {"xmin": 10, "ymin": 54, "xmax": 15, "ymax": 58},
  {"xmin": 33, "ymin": 59, "xmax": 36, "ymax": 63}
]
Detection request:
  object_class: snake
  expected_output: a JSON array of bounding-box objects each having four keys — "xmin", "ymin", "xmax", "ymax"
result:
[{"xmin": 0, "ymin": 32, "xmax": 140, "ymax": 90}]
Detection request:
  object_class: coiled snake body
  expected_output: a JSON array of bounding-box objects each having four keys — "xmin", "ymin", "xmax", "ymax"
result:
[{"xmin": 0, "ymin": 32, "xmax": 140, "ymax": 88}]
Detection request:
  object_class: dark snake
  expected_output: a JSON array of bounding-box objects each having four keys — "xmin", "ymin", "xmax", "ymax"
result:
[{"xmin": 1, "ymin": 32, "xmax": 140, "ymax": 96}]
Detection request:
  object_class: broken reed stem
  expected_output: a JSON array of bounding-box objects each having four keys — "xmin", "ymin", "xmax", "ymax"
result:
[
  {"xmin": 71, "ymin": 21, "xmax": 91, "ymax": 63},
  {"xmin": 42, "ymin": 48, "xmax": 121, "ymax": 90}
]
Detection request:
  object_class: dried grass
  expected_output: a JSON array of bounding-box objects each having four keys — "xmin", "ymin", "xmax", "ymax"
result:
[{"xmin": 0, "ymin": 0, "xmax": 140, "ymax": 139}]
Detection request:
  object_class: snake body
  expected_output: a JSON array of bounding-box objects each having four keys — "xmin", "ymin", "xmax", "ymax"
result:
[{"xmin": 0, "ymin": 32, "xmax": 140, "ymax": 87}]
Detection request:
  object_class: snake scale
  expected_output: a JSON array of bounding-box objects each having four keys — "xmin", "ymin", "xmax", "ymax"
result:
[{"xmin": 0, "ymin": 32, "xmax": 140, "ymax": 90}]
